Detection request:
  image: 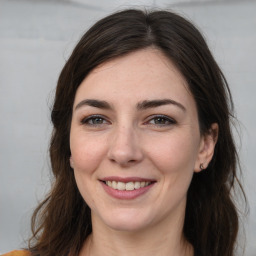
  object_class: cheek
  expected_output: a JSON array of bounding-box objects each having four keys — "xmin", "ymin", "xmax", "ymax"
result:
[
  {"xmin": 70, "ymin": 133, "xmax": 107, "ymax": 209},
  {"xmin": 147, "ymin": 133, "xmax": 199, "ymax": 209},
  {"xmin": 73, "ymin": 169, "xmax": 100, "ymax": 213},
  {"xmin": 148, "ymin": 133, "xmax": 199, "ymax": 174},
  {"xmin": 145, "ymin": 132, "xmax": 200, "ymax": 200},
  {"xmin": 70, "ymin": 132, "xmax": 108, "ymax": 173}
]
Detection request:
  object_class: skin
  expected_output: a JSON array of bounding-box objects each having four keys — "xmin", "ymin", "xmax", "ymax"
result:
[{"xmin": 69, "ymin": 48, "xmax": 218, "ymax": 256}]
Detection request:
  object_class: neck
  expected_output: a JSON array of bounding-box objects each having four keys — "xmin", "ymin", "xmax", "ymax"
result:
[{"xmin": 79, "ymin": 212, "xmax": 194, "ymax": 256}]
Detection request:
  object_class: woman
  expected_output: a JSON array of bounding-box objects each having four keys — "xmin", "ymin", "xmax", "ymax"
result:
[{"xmin": 4, "ymin": 9, "xmax": 245, "ymax": 256}]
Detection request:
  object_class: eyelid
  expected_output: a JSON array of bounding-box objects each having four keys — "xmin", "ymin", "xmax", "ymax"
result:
[
  {"xmin": 80, "ymin": 114, "xmax": 111, "ymax": 125},
  {"xmin": 80, "ymin": 114, "xmax": 176, "ymax": 127},
  {"xmin": 145, "ymin": 114, "xmax": 177, "ymax": 126}
]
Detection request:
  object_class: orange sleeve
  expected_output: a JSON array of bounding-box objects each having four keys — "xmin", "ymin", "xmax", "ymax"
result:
[{"xmin": 1, "ymin": 250, "xmax": 30, "ymax": 256}]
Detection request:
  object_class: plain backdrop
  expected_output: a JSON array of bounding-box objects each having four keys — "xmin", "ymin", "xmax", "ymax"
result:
[{"xmin": 0, "ymin": 0, "xmax": 255, "ymax": 255}]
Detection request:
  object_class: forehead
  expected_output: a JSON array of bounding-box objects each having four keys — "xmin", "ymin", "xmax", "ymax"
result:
[{"xmin": 74, "ymin": 48, "xmax": 193, "ymax": 108}]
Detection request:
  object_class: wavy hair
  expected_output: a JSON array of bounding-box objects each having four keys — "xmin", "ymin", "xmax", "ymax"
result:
[{"xmin": 28, "ymin": 9, "xmax": 246, "ymax": 256}]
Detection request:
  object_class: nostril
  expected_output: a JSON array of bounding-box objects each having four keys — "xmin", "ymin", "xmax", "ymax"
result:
[
  {"xmin": 107, "ymin": 135, "xmax": 144, "ymax": 165},
  {"xmin": 109, "ymin": 156, "xmax": 140, "ymax": 167}
]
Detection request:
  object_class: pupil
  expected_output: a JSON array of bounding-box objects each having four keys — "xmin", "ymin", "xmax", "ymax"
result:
[
  {"xmin": 94, "ymin": 118, "xmax": 102, "ymax": 124},
  {"xmin": 156, "ymin": 118, "xmax": 165, "ymax": 124}
]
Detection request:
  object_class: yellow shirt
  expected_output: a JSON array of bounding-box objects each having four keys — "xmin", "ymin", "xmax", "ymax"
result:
[{"xmin": 1, "ymin": 251, "xmax": 30, "ymax": 256}]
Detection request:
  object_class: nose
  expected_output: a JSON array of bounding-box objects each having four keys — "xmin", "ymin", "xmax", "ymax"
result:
[{"xmin": 107, "ymin": 125, "xmax": 143, "ymax": 167}]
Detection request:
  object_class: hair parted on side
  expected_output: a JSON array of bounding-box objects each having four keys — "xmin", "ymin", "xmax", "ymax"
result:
[{"xmin": 28, "ymin": 8, "xmax": 246, "ymax": 256}]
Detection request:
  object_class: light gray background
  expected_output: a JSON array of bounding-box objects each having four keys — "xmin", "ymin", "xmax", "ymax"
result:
[{"xmin": 0, "ymin": 0, "xmax": 255, "ymax": 254}]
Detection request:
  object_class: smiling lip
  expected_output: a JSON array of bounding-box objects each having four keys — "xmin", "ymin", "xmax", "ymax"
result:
[
  {"xmin": 101, "ymin": 176, "xmax": 155, "ymax": 183},
  {"xmin": 100, "ymin": 176, "xmax": 156, "ymax": 200}
]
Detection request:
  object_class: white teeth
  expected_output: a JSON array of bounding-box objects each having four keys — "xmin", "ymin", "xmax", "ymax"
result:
[
  {"xmin": 117, "ymin": 181, "xmax": 126, "ymax": 190},
  {"xmin": 112, "ymin": 180, "xmax": 117, "ymax": 189},
  {"xmin": 126, "ymin": 182, "xmax": 135, "ymax": 191},
  {"xmin": 105, "ymin": 180, "xmax": 152, "ymax": 191},
  {"xmin": 134, "ymin": 181, "xmax": 140, "ymax": 189}
]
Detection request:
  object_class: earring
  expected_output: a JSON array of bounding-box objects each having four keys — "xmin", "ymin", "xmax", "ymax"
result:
[{"xmin": 199, "ymin": 163, "xmax": 204, "ymax": 170}]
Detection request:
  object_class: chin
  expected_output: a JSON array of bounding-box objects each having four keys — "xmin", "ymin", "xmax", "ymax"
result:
[
  {"xmin": 98, "ymin": 208, "xmax": 154, "ymax": 232},
  {"xmin": 106, "ymin": 219, "xmax": 151, "ymax": 232}
]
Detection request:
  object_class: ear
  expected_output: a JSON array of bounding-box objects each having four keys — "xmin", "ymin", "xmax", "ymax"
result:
[
  {"xmin": 70, "ymin": 156, "xmax": 74, "ymax": 169},
  {"xmin": 194, "ymin": 123, "xmax": 218, "ymax": 172}
]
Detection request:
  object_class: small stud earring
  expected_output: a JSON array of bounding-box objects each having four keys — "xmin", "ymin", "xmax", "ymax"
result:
[{"xmin": 199, "ymin": 163, "xmax": 204, "ymax": 170}]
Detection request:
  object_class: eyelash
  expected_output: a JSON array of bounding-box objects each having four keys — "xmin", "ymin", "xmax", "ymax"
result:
[
  {"xmin": 146, "ymin": 115, "xmax": 176, "ymax": 127},
  {"xmin": 80, "ymin": 114, "xmax": 176, "ymax": 127},
  {"xmin": 81, "ymin": 115, "xmax": 110, "ymax": 126}
]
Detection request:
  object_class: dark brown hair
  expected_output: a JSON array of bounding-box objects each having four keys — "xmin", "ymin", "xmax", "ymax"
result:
[{"xmin": 28, "ymin": 9, "xmax": 245, "ymax": 256}]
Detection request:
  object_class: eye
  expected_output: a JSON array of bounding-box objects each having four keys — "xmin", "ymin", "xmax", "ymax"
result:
[
  {"xmin": 81, "ymin": 115, "xmax": 110, "ymax": 126},
  {"xmin": 147, "ymin": 115, "xmax": 176, "ymax": 126}
]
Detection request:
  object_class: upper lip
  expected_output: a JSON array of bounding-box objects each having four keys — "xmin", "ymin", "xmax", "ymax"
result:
[{"xmin": 100, "ymin": 176, "xmax": 156, "ymax": 183}]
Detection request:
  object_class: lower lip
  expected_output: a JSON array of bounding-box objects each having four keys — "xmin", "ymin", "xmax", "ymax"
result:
[{"xmin": 101, "ymin": 181, "xmax": 155, "ymax": 200}]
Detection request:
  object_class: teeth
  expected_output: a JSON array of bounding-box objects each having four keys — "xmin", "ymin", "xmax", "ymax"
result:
[
  {"xmin": 134, "ymin": 181, "xmax": 140, "ymax": 189},
  {"xmin": 112, "ymin": 180, "xmax": 117, "ymax": 189},
  {"xmin": 104, "ymin": 181, "xmax": 152, "ymax": 191},
  {"xmin": 117, "ymin": 181, "xmax": 126, "ymax": 190},
  {"xmin": 126, "ymin": 182, "xmax": 134, "ymax": 191}
]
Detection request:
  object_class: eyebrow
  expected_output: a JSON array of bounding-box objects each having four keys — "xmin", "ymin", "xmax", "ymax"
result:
[
  {"xmin": 74, "ymin": 98, "xmax": 186, "ymax": 112},
  {"xmin": 75, "ymin": 99, "xmax": 111, "ymax": 110},
  {"xmin": 137, "ymin": 99, "xmax": 186, "ymax": 112}
]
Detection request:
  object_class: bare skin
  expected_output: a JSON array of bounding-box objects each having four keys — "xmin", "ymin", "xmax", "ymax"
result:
[
  {"xmin": 70, "ymin": 48, "xmax": 218, "ymax": 256},
  {"xmin": 79, "ymin": 212, "xmax": 194, "ymax": 256}
]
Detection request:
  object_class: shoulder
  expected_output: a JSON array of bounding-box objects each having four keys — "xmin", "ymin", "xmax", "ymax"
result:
[{"xmin": 1, "ymin": 250, "xmax": 30, "ymax": 256}]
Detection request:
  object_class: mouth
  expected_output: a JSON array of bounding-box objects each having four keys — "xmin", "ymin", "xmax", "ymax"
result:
[
  {"xmin": 102, "ymin": 180, "xmax": 154, "ymax": 191},
  {"xmin": 100, "ymin": 177, "xmax": 156, "ymax": 199}
]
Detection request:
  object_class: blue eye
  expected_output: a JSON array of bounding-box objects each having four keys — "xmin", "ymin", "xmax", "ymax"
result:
[
  {"xmin": 148, "ymin": 115, "xmax": 176, "ymax": 126},
  {"xmin": 81, "ymin": 115, "xmax": 109, "ymax": 126}
]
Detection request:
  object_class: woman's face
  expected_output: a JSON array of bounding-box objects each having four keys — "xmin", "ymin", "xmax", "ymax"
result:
[{"xmin": 70, "ymin": 48, "xmax": 211, "ymax": 232}]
